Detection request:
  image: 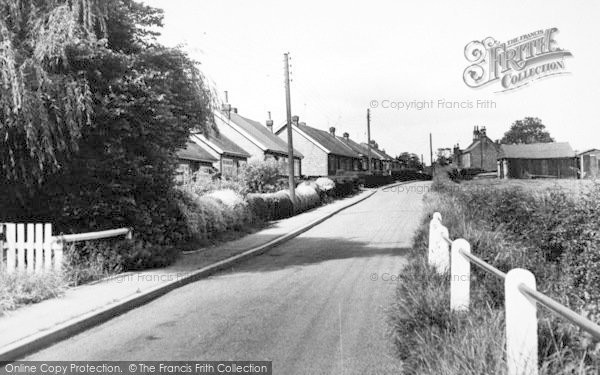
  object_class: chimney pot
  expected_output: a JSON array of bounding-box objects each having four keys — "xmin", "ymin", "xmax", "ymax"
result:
[
  {"xmin": 329, "ymin": 127, "xmax": 336, "ymax": 136},
  {"xmin": 343, "ymin": 132, "xmax": 349, "ymax": 140},
  {"xmin": 291, "ymin": 115, "xmax": 299, "ymax": 125},
  {"xmin": 232, "ymin": 107, "xmax": 238, "ymax": 114},
  {"xmin": 266, "ymin": 119, "xmax": 274, "ymax": 133}
]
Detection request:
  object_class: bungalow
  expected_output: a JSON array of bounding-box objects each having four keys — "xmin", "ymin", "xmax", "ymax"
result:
[
  {"xmin": 453, "ymin": 126, "xmax": 500, "ymax": 171},
  {"xmin": 175, "ymin": 141, "xmax": 219, "ymax": 180},
  {"xmin": 190, "ymin": 131, "xmax": 251, "ymax": 176},
  {"xmin": 336, "ymin": 132, "xmax": 377, "ymax": 172},
  {"xmin": 498, "ymin": 142, "xmax": 577, "ymax": 179},
  {"xmin": 275, "ymin": 117, "xmax": 363, "ymax": 177},
  {"xmin": 577, "ymin": 149, "xmax": 600, "ymax": 179},
  {"xmin": 215, "ymin": 107, "xmax": 303, "ymax": 176}
]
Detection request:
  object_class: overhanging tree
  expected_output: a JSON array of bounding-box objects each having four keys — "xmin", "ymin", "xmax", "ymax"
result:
[{"xmin": 1, "ymin": 0, "xmax": 215, "ymax": 245}]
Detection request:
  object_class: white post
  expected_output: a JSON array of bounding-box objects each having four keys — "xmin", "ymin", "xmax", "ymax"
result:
[
  {"xmin": 17, "ymin": 224, "xmax": 25, "ymax": 272},
  {"xmin": 26, "ymin": 223, "xmax": 35, "ymax": 272},
  {"xmin": 505, "ymin": 269, "xmax": 538, "ymax": 375},
  {"xmin": 450, "ymin": 239, "xmax": 470, "ymax": 311},
  {"xmin": 6, "ymin": 223, "xmax": 16, "ymax": 273},
  {"xmin": 428, "ymin": 213, "xmax": 449, "ymax": 273}
]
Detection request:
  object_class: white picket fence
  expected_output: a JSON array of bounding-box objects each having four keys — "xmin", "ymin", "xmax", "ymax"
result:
[
  {"xmin": 0, "ymin": 223, "xmax": 132, "ymax": 273},
  {"xmin": 429, "ymin": 212, "xmax": 600, "ymax": 375}
]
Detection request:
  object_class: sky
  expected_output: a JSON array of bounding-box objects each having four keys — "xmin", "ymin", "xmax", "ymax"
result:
[{"xmin": 144, "ymin": 0, "xmax": 600, "ymax": 162}]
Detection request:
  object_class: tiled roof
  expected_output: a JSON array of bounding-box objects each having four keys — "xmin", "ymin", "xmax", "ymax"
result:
[
  {"xmin": 228, "ymin": 112, "xmax": 303, "ymax": 158},
  {"xmin": 463, "ymin": 136, "xmax": 499, "ymax": 154},
  {"xmin": 192, "ymin": 132, "xmax": 251, "ymax": 158},
  {"xmin": 176, "ymin": 141, "xmax": 219, "ymax": 162},
  {"xmin": 295, "ymin": 124, "xmax": 360, "ymax": 158},
  {"xmin": 336, "ymin": 136, "xmax": 373, "ymax": 158},
  {"xmin": 500, "ymin": 142, "xmax": 575, "ymax": 159}
]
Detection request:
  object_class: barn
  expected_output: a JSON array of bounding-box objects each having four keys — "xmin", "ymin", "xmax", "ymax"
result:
[{"xmin": 498, "ymin": 142, "xmax": 577, "ymax": 179}]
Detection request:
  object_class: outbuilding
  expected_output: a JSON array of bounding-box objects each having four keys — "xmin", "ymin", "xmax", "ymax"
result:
[{"xmin": 498, "ymin": 142, "xmax": 577, "ymax": 179}]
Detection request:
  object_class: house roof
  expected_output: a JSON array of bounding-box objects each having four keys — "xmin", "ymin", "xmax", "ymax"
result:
[
  {"xmin": 463, "ymin": 136, "xmax": 498, "ymax": 153},
  {"xmin": 336, "ymin": 136, "xmax": 372, "ymax": 158},
  {"xmin": 292, "ymin": 124, "xmax": 360, "ymax": 158},
  {"xmin": 499, "ymin": 142, "xmax": 576, "ymax": 159},
  {"xmin": 176, "ymin": 141, "xmax": 219, "ymax": 163},
  {"xmin": 577, "ymin": 148, "xmax": 600, "ymax": 156},
  {"xmin": 192, "ymin": 132, "xmax": 251, "ymax": 158},
  {"xmin": 227, "ymin": 111, "xmax": 303, "ymax": 158}
]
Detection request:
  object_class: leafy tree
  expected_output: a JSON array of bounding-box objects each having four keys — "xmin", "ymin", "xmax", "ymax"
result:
[
  {"xmin": 0, "ymin": 0, "xmax": 215, "ymax": 246},
  {"xmin": 396, "ymin": 152, "xmax": 423, "ymax": 170},
  {"xmin": 500, "ymin": 117, "xmax": 554, "ymax": 144},
  {"xmin": 435, "ymin": 148, "xmax": 451, "ymax": 166}
]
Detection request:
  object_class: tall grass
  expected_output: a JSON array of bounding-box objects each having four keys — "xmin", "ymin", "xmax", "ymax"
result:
[
  {"xmin": 0, "ymin": 271, "xmax": 66, "ymax": 315},
  {"xmin": 389, "ymin": 174, "xmax": 600, "ymax": 374}
]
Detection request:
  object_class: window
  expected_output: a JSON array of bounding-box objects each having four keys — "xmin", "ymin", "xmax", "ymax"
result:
[
  {"xmin": 294, "ymin": 159, "xmax": 300, "ymax": 176},
  {"xmin": 222, "ymin": 158, "xmax": 235, "ymax": 176}
]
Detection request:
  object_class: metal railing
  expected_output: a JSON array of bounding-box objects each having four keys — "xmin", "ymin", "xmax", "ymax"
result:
[
  {"xmin": 53, "ymin": 227, "xmax": 133, "ymax": 244},
  {"xmin": 430, "ymin": 213, "xmax": 600, "ymax": 375}
]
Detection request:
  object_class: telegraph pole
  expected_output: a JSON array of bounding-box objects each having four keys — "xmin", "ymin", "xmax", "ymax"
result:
[
  {"xmin": 367, "ymin": 109, "xmax": 372, "ymax": 173},
  {"xmin": 429, "ymin": 133, "xmax": 433, "ymax": 166},
  {"xmin": 284, "ymin": 53, "xmax": 296, "ymax": 206}
]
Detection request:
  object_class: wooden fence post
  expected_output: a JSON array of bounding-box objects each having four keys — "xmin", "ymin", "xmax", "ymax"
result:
[
  {"xmin": 451, "ymin": 239, "xmax": 470, "ymax": 311},
  {"xmin": 505, "ymin": 269, "xmax": 538, "ymax": 375},
  {"xmin": 428, "ymin": 212, "xmax": 449, "ymax": 273}
]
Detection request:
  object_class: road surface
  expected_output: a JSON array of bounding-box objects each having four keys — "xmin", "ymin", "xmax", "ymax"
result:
[{"xmin": 25, "ymin": 181, "xmax": 429, "ymax": 374}]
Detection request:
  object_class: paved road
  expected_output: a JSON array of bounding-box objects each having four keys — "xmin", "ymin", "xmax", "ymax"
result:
[{"xmin": 26, "ymin": 181, "xmax": 429, "ymax": 374}]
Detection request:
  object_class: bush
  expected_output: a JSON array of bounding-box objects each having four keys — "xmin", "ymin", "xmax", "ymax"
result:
[
  {"xmin": 391, "ymin": 168, "xmax": 431, "ymax": 181},
  {"xmin": 238, "ymin": 159, "xmax": 284, "ymax": 193},
  {"xmin": 174, "ymin": 188, "xmax": 251, "ymax": 240},
  {"xmin": 295, "ymin": 184, "xmax": 321, "ymax": 213},
  {"xmin": 315, "ymin": 177, "xmax": 335, "ymax": 192},
  {"xmin": 181, "ymin": 173, "xmax": 248, "ymax": 196},
  {"xmin": 63, "ymin": 239, "xmax": 179, "ymax": 285}
]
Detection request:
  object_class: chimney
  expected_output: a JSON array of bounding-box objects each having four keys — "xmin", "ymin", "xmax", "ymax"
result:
[
  {"xmin": 480, "ymin": 126, "xmax": 487, "ymax": 138},
  {"xmin": 299, "ymin": 122, "xmax": 306, "ymax": 126},
  {"xmin": 222, "ymin": 91, "xmax": 232, "ymax": 118},
  {"xmin": 266, "ymin": 111, "xmax": 273, "ymax": 133},
  {"xmin": 329, "ymin": 127, "xmax": 336, "ymax": 136},
  {"xmin": 473, "ymin": 125, "xmax": 479, "ymax": 141},
  {"xmin": 292, "ymin": 115, "xmax": 299, "ymax": 126},
  {"xmin": 343, "ymin": 132, "xmax": 349, "ymax": 140},
  {"xmin": 232, "ymin": 107, "xmax": 238, "ymax": 114}
]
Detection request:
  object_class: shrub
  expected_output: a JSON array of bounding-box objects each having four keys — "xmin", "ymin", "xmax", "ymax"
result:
[
  {"xmin": 175, "ymin": 188, "xmax": 251, "ymax": 240},
  {"xmin": 295, "ymin": 184, "xmax": 321, "ymax": 213},
  {"xmin": 63, "ymin": 239, "xmax": 179, "ymax": 284},
  {"xmin": 238, "ymin": 159, "xmax": 284, "ymax": 193},
  {"xmin": 181, "ymin": 173, "xmax": 247, "ymax": 196},
  {"xmin": 315, "ymin": 177, "xmax": 335, "ymax": 192}
]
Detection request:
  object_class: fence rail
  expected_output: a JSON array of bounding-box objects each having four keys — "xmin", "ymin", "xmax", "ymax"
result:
[
  {"xmin": 1, "ymin": 224, "xmax": 133, "ymax": 274},
  {"xmin": 429, "ymin": 212, "xmax": 600, "ymax": 375}
]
